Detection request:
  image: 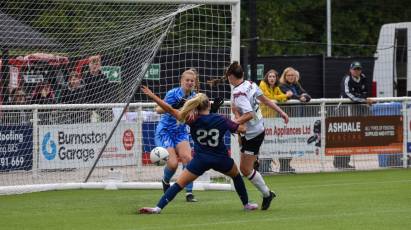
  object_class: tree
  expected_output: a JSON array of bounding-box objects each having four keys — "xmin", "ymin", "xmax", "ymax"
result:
[{"xmin": 241, "ymin": 0, "xmax": 411, "ymax": 57}]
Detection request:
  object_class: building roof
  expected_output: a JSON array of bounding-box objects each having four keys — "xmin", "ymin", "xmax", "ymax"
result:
[{"xmin": 0, "ymin": 11, "xmax": 61, "ymax": 49}]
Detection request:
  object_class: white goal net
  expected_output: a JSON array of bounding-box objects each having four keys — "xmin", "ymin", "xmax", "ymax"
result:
[{"xmin": 0, "ymin": 0, "xmax": 240, "ymax": 194}]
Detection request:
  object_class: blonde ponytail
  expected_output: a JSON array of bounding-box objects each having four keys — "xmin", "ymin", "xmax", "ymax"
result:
[{"xmin": 179, "ymin": 93, "xmax": 209, "ymax": 122}]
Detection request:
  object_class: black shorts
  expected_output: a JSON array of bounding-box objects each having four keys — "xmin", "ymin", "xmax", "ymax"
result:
[{"xmin": 241, "ymin": 131, "xmax": 265, "ymax": 156}]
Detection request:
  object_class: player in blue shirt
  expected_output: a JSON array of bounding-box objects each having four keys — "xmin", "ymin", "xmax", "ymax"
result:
[
  {"xmin": 154, "ymin": 69, "xmax": 198, "ymax": 202},
  {"xmin": 139, "ymin": 85, "xmax": 258, "ymax": 214}
]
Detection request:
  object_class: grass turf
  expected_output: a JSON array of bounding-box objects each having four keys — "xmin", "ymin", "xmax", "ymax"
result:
[{"xmin": 1, "ymin": 169, "xmax": 410, "ymax": 230}]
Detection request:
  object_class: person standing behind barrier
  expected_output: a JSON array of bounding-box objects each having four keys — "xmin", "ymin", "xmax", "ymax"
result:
[
  {"xmin": 83, "ymin": 55, "xmax": 113, "ymax": 122},
  {"xmin": 279, "ymin": 67, "xmax": 311, "ymax": 103},
  {"xmin": 59, "ymin": 71, "xmax": 87, "ymax": 124},
  {"xmin": 278, "ymin": 67, "xmax": 311, "ymax": 173},
  {"xmin": 334, "ymin": 61, "xmax": 375, "ymax": 169},
  {"xmin": 155, "ymin": 69, "xmax": 198, "ymax": 202},
  {"xmin": 31, "ymin": 81, "xmax": 57, "ymax": 125},
  {"xmin": 83, "ymin": 55, "xmax": 111, "ymax": 104},
  {"xmin": 6, "ymin": 89, "xmax": 30, "ymax": 124},
  {"xmin": 259, "ymin": 69, "xmax": 290, "ymax": 117},
  {"xmin": 31, "ymin": 81, "xmax": 56, "ymax": 105}
]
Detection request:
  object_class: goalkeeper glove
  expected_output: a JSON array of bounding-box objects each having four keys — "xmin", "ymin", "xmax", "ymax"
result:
[
  {"xmin": 172, "ymin": 98, "xmax": 187, "ymax": 109},
  {"xmin": 210, "ymin": 97, "xmax": 224, "ymax": 113}
]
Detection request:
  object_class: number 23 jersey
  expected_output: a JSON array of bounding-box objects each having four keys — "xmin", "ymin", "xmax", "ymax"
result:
[{"xmin": 188, "ymin": 113, "xmax": 239, "ymax": 156}]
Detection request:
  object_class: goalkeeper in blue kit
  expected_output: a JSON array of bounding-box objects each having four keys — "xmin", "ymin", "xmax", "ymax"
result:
[{"xmin": 153, "ymin": 69, "xmax": 198, "ymax": 202}]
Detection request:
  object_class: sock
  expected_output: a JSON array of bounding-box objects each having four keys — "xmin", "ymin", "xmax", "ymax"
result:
[
  {"xmin": 247, "ymin": 169, "xmax": 270, "ymax": 197},
  {"xmin": 232, "ymin": 173, "xmax": 248, "ymax": 205},
  {"xmin": 163, "ymin": 166, "xmax": 175, "ymax": 184},
  {"xmin": 182, "ymin": 164, "xmax": 193, "ymax": 194},
  {"xmin": 156, "ymin": 183, "xmax": 183, "ymax": 209},
  {"xmin": 153, "ymin": 207, "xmax": 161, "ymax": 213}
]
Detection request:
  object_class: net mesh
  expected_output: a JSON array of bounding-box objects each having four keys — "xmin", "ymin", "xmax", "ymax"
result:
[{"xmin": 0, "ymin": 0, "xmax": 235, "ymax": 193}]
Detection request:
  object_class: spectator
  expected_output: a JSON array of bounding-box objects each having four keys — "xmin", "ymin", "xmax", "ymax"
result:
[
  {"xmin": 82, "ymin": 55, "xmax": 113, "ymax": 122},
  {"xmin": 59, "ymin": 71, "xmax": 87, "ymax": 124},
  {"xmin": 31, "ymin": 81, "xmax": 56, "ymax": 104},
  {"xmin": 277, "ymin": 67, "xmax": 311, "ymax": 173},
  {"xmin": 279, "ymin": 67, "xmax": 311, "ymax": 103},
  {"xmin": 83, "ymin": 55, "xmax": 112, "ymax": 104},
  {"xmin": 3, "ymin": 88, "xmax": 30, "ymax": 124},
  {"xmin": 259, "ymin": 69, "xmax": 290, "ymax": 117},
  {"xmin": 340, "ymin": 61, "xmax": 374, "ymax": 104},
  {"xmin": 60, "ymin": 71, "xmax": 85, "ymax": 104},
  {"xmin": 31, "ymin": 81, "xmax": 56, "ymax": 125},
  {"xmin": 12, "ymin": 88, "xmax": 27, "ymax": 105},
  {"xmin": 334, "ymin": 61, "xmax": 375, "ymax": 169}
]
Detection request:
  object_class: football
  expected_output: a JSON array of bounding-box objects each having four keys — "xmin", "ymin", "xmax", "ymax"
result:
[{"xmin": 150, "ymin": 147, "xmax": 169, "ymax": 166}]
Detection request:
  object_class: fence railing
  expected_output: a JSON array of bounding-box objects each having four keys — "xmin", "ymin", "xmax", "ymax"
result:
[{"xmin": 0, "ymin": 97, "xmax": 410, "ymax": 181}]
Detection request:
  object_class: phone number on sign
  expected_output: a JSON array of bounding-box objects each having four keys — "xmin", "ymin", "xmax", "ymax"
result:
[{"xmin": 0, "ymin": 156, "xmax": 25, "ymax": 168}]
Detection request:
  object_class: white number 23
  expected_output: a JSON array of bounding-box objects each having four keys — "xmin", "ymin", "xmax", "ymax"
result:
[{"xmin": 196, "ymin": 129, "xmax": 219, "ymax": 147}]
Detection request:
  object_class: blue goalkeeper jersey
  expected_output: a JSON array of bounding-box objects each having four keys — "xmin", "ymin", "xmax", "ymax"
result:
[
  {"xmin": 156, "ymin": 87, "xmax": 196, "ymax": 133},
  {"xmin": 188, "ymin": 113, "xmax": 239, "ymax": 156}
]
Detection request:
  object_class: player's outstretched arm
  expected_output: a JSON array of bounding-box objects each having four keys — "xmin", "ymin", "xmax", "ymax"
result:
[
  {"xmin": 141, "ymin": 86, "xmax": 182, "ymax": 120},
  {"xmin": 258, "ymin": 95, "xmax": 289, "ymax": 124},
  {"xmin": 155, "ymin": 106, "xmax": 166, "ymax": 114}
]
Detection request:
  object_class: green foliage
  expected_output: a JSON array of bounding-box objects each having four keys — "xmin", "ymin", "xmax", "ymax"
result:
[
  {"xmin": 1, "ymin": 169, "xmax": 410, "ymax": 230},
  {"xmin": 3, "ymin": 0, "xmax": 411, "ymax": 57},
  {"xmin": 242, "ymin": 0, "xmax": 411, "ymax": 56}
]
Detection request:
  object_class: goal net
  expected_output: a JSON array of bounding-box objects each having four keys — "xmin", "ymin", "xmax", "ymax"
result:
[{"xmin": 0, "ymin": 0, "xmax": 240, "ymax": 194}]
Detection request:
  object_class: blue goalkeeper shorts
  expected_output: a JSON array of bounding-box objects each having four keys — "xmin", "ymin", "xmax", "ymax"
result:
[{"xmin": 155, "ymin": 128, "xmax": 190, "ymax": 149}]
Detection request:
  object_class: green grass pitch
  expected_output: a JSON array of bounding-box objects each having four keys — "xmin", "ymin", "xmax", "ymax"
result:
[{"xmin": 1, "ymin": 169, "xmax": 410, "ymax": 230}]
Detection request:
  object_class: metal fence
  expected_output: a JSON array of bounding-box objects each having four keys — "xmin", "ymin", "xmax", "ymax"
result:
[{"xmin": 0, "ymin": 97, "xmax": 410, "ymax": 189}]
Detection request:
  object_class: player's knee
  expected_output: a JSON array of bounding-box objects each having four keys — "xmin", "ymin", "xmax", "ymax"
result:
[
  {"xmin": 179, "ymin": 155, "xmax": 192, "ymax": 164},
  {"xmin": 167, "ymin": 159, "xmax": 179, "ymax": 170},
  {"xmin": 239, "ymin": 166, "xmax": 251, "ymax": 177}
]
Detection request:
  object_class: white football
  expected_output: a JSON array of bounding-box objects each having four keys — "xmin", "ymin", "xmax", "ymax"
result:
[{"xmin": 150, "ymin": 147, "xmax": 169, "ymax": 166}]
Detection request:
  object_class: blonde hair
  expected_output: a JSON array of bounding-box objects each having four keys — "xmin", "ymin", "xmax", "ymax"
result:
[
  {"xmin": 188, "ymin": 68, "xmax": 200, "ymax": 93},
  {"xmin": 179, "ymin": 93, "xmax": 209, "ymax": 122},
  {"xmin": 181, "ymin": 69, "xmax": 196, "ymax": 81},
  {"xmin": 279, "ymin": 67, "xmax": 300, "ymax": 85},
  {"xmin": 155, "ymin": 69, "xmax": 199, "ymax": 114},
  {"xmin": 180, "ymin": 69, "xmax": 198, "ymax": 92}
]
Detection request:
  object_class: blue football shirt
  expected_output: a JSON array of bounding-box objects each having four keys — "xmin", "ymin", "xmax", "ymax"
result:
[
  {"xmin": 188, "ymin": 113, "xmax": 239, "ymax": 156},
  {"xmin": 156, "ymin": 87, "xmax": 196, "ymax": 133}
]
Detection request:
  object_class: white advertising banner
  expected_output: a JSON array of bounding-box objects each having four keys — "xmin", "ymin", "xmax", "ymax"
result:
[
  {"xmin": 408, "ymin": 106, "xmax": 411, "ymax": 153},
  {"xmin": 261, "ymin": 117, "xmax": 321, "ymax": 158},
  {"xmin": 38, "ymin": 122, "xmax": 140, "ymax": 169}
]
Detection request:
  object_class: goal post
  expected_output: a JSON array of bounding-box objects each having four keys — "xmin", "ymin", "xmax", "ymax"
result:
[{"xmin": 0, "ymin": 0, "xmax": 241, "ymax": 195}]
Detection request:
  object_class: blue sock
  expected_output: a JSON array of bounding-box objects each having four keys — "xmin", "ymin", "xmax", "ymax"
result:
[
  {"xmin": 182, "ymin": 164, "xmax": 193, "ymax": 194},
  {"xmin": 156, "ymin": 183, "xmax": 183, "ymax": 209},
  {"xmin": 163, "ymin": 166, "xmax": 175, "ymax": 183},
  {"xmin": 232, "ymin": 173, "xmax": 249, "ymax": 205}
]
